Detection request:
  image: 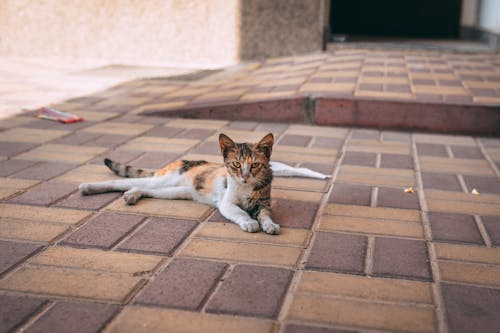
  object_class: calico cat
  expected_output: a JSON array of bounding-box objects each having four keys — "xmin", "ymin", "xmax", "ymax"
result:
[{"xmin": 79, "ymin": 133, "xmax": 329, "ymax": 234}]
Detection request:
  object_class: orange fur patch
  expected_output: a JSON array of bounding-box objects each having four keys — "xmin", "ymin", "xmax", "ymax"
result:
[{"xmin": 154, "ymin": 161, "xmax": 183, "ymax": 176}]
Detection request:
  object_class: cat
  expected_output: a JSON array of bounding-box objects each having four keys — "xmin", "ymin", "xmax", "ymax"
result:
[{"xmin": 79, "ymin": 133, "xmax": 329, "ymax": 234}]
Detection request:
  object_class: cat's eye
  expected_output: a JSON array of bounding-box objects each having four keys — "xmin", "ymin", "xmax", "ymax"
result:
[
  {"xmin": 232, "ymin": 161, "xmax": 241, "ymax": 168},
  {"xmin": 251, "ymin": 162, "xmax": 260, "ymax": 168}
]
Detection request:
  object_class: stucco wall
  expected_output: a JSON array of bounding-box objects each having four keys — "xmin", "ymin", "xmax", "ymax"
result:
[
  {"xmin": 0, "ymin": 0, "xmax": 325, "ymax": 67},
  {"xmin": 0, "ymin": 0, "xmax": 241, "ymax": 68}
]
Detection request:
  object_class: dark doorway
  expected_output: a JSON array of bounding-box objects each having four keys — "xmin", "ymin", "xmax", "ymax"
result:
[{"xmin": 330, "ymin": 0, "xmax": 462, "ymax": 39}]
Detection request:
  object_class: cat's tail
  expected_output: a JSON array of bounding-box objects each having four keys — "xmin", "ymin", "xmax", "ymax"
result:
[{"xmin": 104, "ymin": 158, "xmax": 155, "ymax": 178}]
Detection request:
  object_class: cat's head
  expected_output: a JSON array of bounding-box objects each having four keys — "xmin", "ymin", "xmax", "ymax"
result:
[{"xmin": 219, "ymin": 133, "xmax": 274, "ymax": 186}]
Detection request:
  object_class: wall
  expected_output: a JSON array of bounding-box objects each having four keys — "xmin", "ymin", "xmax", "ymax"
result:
[
  {"xmin": 478, "ymin": 0, "xmax": 500, "ymax": 34},
  {"xmin": 0, "ymin": 0, "xmax": 326, "ymax": 68},
  {"xmin": 0, "ymin": 0, "xmax": 240, "ymax": 68}
]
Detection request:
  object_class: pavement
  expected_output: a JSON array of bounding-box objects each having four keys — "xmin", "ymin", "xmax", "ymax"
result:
[{"xmin": 0, "ymin": 48, "xmax": 500, "ymax": 333}]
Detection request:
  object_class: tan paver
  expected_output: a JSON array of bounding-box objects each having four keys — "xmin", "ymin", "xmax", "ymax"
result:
[
  {"xmin": 324, "ymin": 203, "xmax": 421, "ymax": 222},
  {"xmin": 0, "ymin": 203, "xmax": 92, "ymax": 224},
  {"xmin": 180, "ymin": 238, "xmax": 302, "ymax": 267},
  {"xmin": 167, "ymin": 119, "xmax": 228, "ymax": 130},
  {"xmin": 273, "ymin": 177, "xmax": 329, "ymax": 192},
  {"xmin": 438, "ymin": 261, "xmax": 500, "ymax": 288},
  {"xmin": 106, "ymin": 198, "xmax": 213, "ymax": 221},
  {"xmin": 195, "ymin": 222, "xmax": 311, "ymax": 247},
  {"xmin": 435, "ymin": 243, "xmax": 500, "ymax": 265},
  {"xmin": 337, "ymin": 165, "xmax": 415, "ymax": 187},
  {"xmin": 348, "ymin": 140, "xmax": 410, "ymax": 154},
  {"xmin": 0, "ymin": 218, "xmax": 69, "ymax": 242},
  {"xmin": 0, "ymin": 128, "xmax": 69, "ymax": 143},
  {"xmin": 83, "ymin": 122, "xmax": 154, "ymax": 136},
  {"xmin": 15, "ymin": 144, "xmax": 107, "ymax": 163},
  {"xmin": 120, "ymin": 137, "xmax": 198, "ymax": 153},
  {"xmin": 419, "ymin": 156, "xmax": 494, "ymax": 176},
  {"xmin": 107, "ymin": 306, "xmax": 274, "ymax": 333},
  {"xmin": 272, "ymin": 188, "xmax": 323, "ymax": 202},
  {"xmin": 55, "ymin": 164, "xmax": 122, "ymax": 183}
]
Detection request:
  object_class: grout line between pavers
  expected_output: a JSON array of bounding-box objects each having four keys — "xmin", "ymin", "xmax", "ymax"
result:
[
  {"xmin": 364, "ymin": 236, "xmax": 375, "ymax": 276},
  {"xmin": 13, "ymin": 300, "xmax": 55, "ymax": 333},
  {"xmin": 276, "ymin": 128, "xmax": 352, "ymax": 326},
  {"xmin": 410, "ymin": 133, "xmax": 449, "ymax": 333},
  {"xmin": 476, "ymin": 137, "xmax": 500, "ymax": 178},
  {"xmin": 109, "ymin": 216, "xmax": 150, "ymax": 251},
  {"xmin": 456, "ymin": 174, "xmax": 469, "ymax": 193},
  {"xmin": 474, "ymin": 215, "xmax": 493, "ymax": 248},
  {"xmin": 199, "ymin": 264, "xmax": 234, "ymax": 314}
]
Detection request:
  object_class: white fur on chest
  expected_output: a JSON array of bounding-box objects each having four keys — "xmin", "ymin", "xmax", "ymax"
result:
[{"xmin": 222, "ymin": 177, "xmax": 252, "ymax": 205}]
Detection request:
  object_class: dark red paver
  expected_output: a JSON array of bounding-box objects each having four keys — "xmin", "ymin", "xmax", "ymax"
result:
[
  {"xmin": 422, "ymin": 172, "xmax": 462, "ymax": 191},
  {"xmin": 83, "ymin": 134, "xmax": 131, "ymax": 148},
  {"xmin": 0, "ymin": 295, "xmax": 47, "ymax": 333},
  {"xmin": 0, "ymin": 142, "xmax": 38, "ymax": 157},
  {"xmin": 279, "ymin": 134, "xmax": 311, "ymax": 147},
  {"xmin": 24, "ymin": 302, "xmax": 118, "ymax": 333},
  {"xmin": 271, "ymin": 199, "xmax": 319, "ymax": 229},
  {"xmin": 380, "ymin": 154, "xmax": 413, "ymax": 169},
  {"xmin": 416, "ymin": 143, "xmax": 448, "ymax": 157},
  {"xmin": 329, "ymin": 183, "xmax": 372, "ymax": 206},
  {"xmin": 462, "ymin": 175, "xmax": 500, "ymax": 195},
  {"xmin": 0, "ymin": 240, "xmax": 42, "ymax": 275},
  {"xmin": 342, "ymin": 151, "xmax": 376, "ymax": 167},
  {"xmin": 55, "ymin": 191, "xmax": 121, "ymax": 210},
  {"xmin": 8, "ymin": 181, "xmax": 77, "ymax": 206},
  {"xmin": 377, "ymin": 187, "xmax": 420, "ymax": 210},
  {"xmin": 0, "ymin": 159, "xmax": 36, "ymax": 177},
  {"xmin": 311, "ymin": 137, "xmax": 344, "ymax": 150},
  {"xmin": 372, "ymin": 237, "xmax": 431, "ymax": 281},
  {"xmin": 429, "ymin": 212, "xmax": 483, "ymax": 244},
  {"xmin": 178, "ymin": 128, "xmax": 215, "ymax": 140},
  {"xmin": 11, "ymin": 162, "xmax": 75, "ymax": 181},
  {"xmin": 450, "ymin": 145, "xmax": 484, "ymax": 159},
  {"xmin": 134, "ymin": 259, "xmax": 227, "ymax": 310},
  {"xmin": 129, "ymin": 152, "xmax": 179, "ymax": 169},
  {"xmin": 144, "ymin": 126, "xmax": 183, "ymax": 138},
  {"xmin": 118, "ymin": 217, "xmax": 198, "ymax": 255},
  {"xmin": 62, "ymin": 212, "xmax": 145, "ymax": 249},
  {"xmin": 441, "ymin": 283, "xmax": 500, "ymax": 333},
  {"xmin": 481, "ymin": 216, "xmax": 500, "ymax": 246},
  {"xmin": 192, "ymin": 141, "xmax": 221, "ymax": 155},
  {"xmin": 206, "ymin": 265, "xmax": 293, "ymax": 318},
  {"xmin": 306, "ymin": 232, "xmax": 367, "ymax": 274}
]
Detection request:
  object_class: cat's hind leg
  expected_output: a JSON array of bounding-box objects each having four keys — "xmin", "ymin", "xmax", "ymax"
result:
[
  {"xmin": 270, "ymin": 161, "xmax": 330, "ymax": 179},
  {"xmin": 123, "ymin": 186, "xmax": 192, "ymax": 205}
]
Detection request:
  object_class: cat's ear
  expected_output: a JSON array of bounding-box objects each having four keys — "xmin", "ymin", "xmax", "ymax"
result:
[
  {"xmin": 256, "ymin": 133, "xmax": 274, "ymax": 158},
  {"xmin": 219, "ymin": 133, "xmax": 236, "ymax": 158}
]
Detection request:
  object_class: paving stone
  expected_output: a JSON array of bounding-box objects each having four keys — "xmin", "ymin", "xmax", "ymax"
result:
[
  {"xmin": 167, "ymin": 118, "xmax": 228, "ymax": 130},
  {"xmin": 324, "ymin": 203, "xmax": 421, "ymax": 222},
  {"xmin": 380, "ymin": 153, "xmax": 413, "ymax": 169},
  {"xmin": 481, "ymin": 215, "xmax": 500, "ymax": 246},
  {"xmin": 426, "ymin": 190, "xmax": 500, "ymax": 216},
  {"xmin": 421, "ymin": 172, "xmax": 462, "ymax": 191},
  {"xmin": 11, "ymin": 162, "xmax": 75, "ymax": 181},
  {"xmin": 377, "ymin": 187, "xmax": 420, "ymax": 210},
  {"xmin": 121, "ymin": 137, "xmax": 198, "ymax": 154},
  {"xmin": 462, "ymin": 175, "xmax": 500, "ymax": 195},
  {"xmin": 416, "ymin": 143, "xmax": 448, "ymax": 157},
  {"xmin": 306, "ymin": 232, "xmax": 366, "ymax": 274},
  {"xmin": 419, "ymin": 156, "xmax": 494, "ymax": 176},
  {"xmin": 0, "ymin": 217, "xmax": 71, "ymax": 243},
  {"xmin": 372, "ymin": 237, "xmax": 431, "ymax": 280},
  {"xmin": 0, "ymin": 240, "xmax": 42, "ymax": 275},
  {"xmin": 106, "ymin": 306, "xmax": 273, "ymax": 333},
  {"xmin": 450, "ymin": 145, "xmax": 484, "ymax": 159},
  {"xmin": 83, "ymin": 122, "xmax": 154, "ymax": 136},
  {"xmin": 273, "ymin": 177, "xmax": 329, "ymax": 192},
  {"xmin": 0, "ymin": 266, "xmax": 141, "ymax": 302},
  {"xmin": 349, "ymin": 140, "xmax": 410, "ymax": 155},
  {"xmin": 283, "ymin": 324, "xmax": 355, "ymax": 333},
  {"xmin": 271, "ymin": 198, "xmax": 319, "ymax": 229},
  {"xmin": 107, "ymin": 198, "xmax": 213, "ymax": 221},
  {"xmin": 311, "ymin": 137, "xmax": 344, "ymax": 150},
  {"xmin": 198, "ymin": 222, "xmax": 311, "ymax": 247},
  {"xmin": 178, "ymin": 128, "xmax": 215, "ymax": 140},
  {"xmin": 62, "ymin": 212, "xmax": 145, "ymax": 249},
  {"xmin": 329, "ymin": 183, "xmax": 372, "ymax": 206},
  {"xmin": 298, "ymin": 162, "xmax": 334, "ymax": 175},
  {"xmin": 0, "ymin": 295, "xmax": 47, "ymax": 333},
  {"xmin": 336, "ymin": 165, "xmax": 415, "ymax": 187},
  {"xmin": 181, "ymin": 238, "xmax": 301, "ymax": 267},
  {"xmin": 0, "ymin": 142, "xmax": 38, "ymax": 157},
  {"xmin": 318, "ymin": 213, "xmax": 423, "ymax": 238},
  {"xmin": 135, "ymin": 258, "xmax": 227, "ymax": 309},
  {"xmin": 83, "ymin": 134, "xmax": 131, "ymax": 148},
  {"xmin": 56, "ymin": 191, "xmax": 121, "ymax": 210},
  {"xmin": 129, "ymin": 152, "xmax": 179, "ymax": 169},
  {"xmin": 279, "ymin": 134, "xmax": 311, "ymax": 147},
  {"xmin": 299, "ymin": 270, "xmax": 433, "ymax": 304},
  {"xmin": 144, "ymin": 126, "xmax": 184, "ymax": 137},
  {"xmin": 0, "ymin": 128, "xmax": 69, "ymax": 143},
  {"xmin": 429, "ymin": 212, "xmax": 483, "ymax": 244},
  {"xmin": 435, "ymin": 242, "xmax": 500, "ymax": 264},
  {"xmin": 16, "ymin": 144, "xmax": 108, "ymax": 164},
  {"xmin": 352, "ymin": 129, "xmax": 379, "ymax": 140},
  {"xmin": 191, "ymin": 141, "xmax": 221, "ymax": 155},
  {"xmin": 206, "ymin": 265, "xmax": 292, "ymax": 318},
  {"xmin": 0, "ymin": 203, "xmax": 91, "ymax": 224},
  {"xmin": 342, "ymin": 151, "xmax": 376, "ymax": 167},
  {"xmin": 51, "ymin": 131, "xmax": 100, "ymax": 145},
  {"xmin": 441, "ymin": 283, "xmax": 500, "ymax": 333},
  {"xmin": 8, "ymin": 181, "xmax": 77, "ymax": 206},
  {"xmin": 287, "ymin": 293, "xmax": 436, "ymax": 333},
  {"xmin": 88, "ymin": 150, "xmax": 142, "ymax": 165},
  {"xmin": 118, "ymin": 217, "xmax": 197, "ymax": 255},
  {"xmin": 24, "ymin": 302, "xmax": 119, "ymax": 333},
  {"xmin": 0, "ymin": 159, "xmax": 36, "ymax": 177}
]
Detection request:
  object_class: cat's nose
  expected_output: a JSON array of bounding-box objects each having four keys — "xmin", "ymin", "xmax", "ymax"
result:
[{"xmin": 242, "ymin": 174, "xmax": 250, "ymax": 182}]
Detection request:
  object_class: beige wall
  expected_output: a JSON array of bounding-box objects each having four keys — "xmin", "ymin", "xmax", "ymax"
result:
[{"xmin": 0, "ymin": 0, "xmax": 325, "ymax": 68}]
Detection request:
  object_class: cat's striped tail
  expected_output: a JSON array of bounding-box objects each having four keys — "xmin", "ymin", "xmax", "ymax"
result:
[{"xmin": 104, "ymin": 158, "xmax": 155, "ymax": 178}]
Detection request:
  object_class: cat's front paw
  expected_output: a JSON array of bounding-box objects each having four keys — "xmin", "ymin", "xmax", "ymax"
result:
[
  {"xmin": 239, "ymin": 220, "xmax": 260, "ymax": 233},
  {"xmin": 262, "ymin": 221, "xmax": 280, "ymax": 235}
]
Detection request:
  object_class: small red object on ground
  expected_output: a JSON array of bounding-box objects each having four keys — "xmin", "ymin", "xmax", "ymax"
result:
[{"xmin": 34, "ymin": 107, "xmax": 83, "ymax": 123}]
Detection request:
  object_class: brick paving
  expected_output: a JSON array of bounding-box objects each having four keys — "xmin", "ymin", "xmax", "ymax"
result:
[{"xmin": 0, "ymin": 49, "xmax": 500, "ymax": 332}]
